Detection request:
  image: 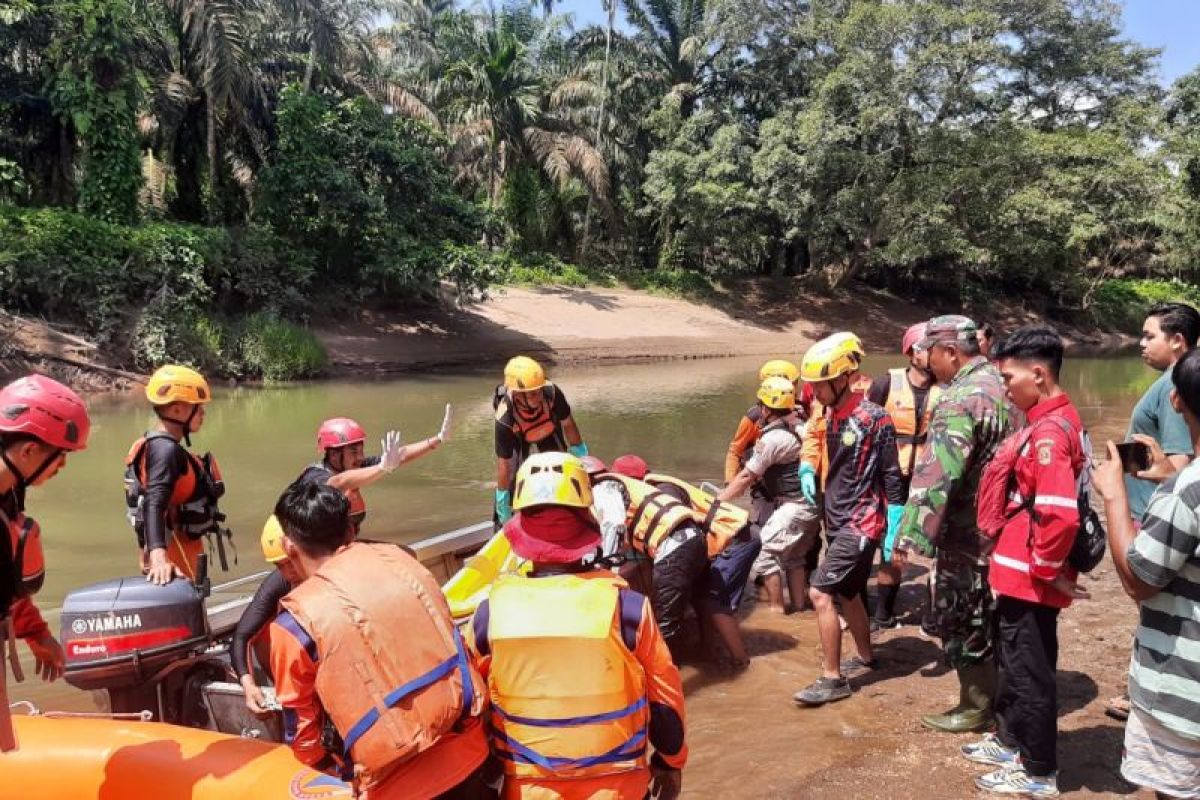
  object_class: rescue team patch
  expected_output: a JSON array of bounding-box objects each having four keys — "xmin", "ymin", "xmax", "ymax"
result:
[
  {"xmin": 290, "ymin": 769, "xmax": 352, "ymax": 797},
  {"xmin": 1035, "ymin": 438, "xmax": 1054, "ymax": 466},
  {"xmin": 841, "ymin": 429, "xmax": 857, "ymax": 448}
]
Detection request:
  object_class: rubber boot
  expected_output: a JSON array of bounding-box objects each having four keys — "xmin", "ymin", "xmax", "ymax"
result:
[{"xmin": 921, "ymin": 660, "xmax": 996, "ymax": 733}]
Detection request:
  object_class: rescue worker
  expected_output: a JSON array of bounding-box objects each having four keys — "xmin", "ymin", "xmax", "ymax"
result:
[
  {"xmin": 798, "ymin": 332, "xmax": 872, "ymax": 504},
  {"xmin": 269, "ymin": 480, "xmax": 492, "ymax": 799},
  {"xmin": 724, "ymin": 360, "xmax": 801, "ymax": 484},
  {"xmin": 635, "ymin": 461, "xmax": 759, "ymax": 671},
  {"xmin": 237, "ymin": 408, "xmax": 454, "ymax": 711},
  {"xmin": 865, "ymin": 322, "xmax": 941, "ymax": 630},
  {"xmin": 127, "ymin": 365, "xmax": 227, "ymax": 586},
  {"xmin": 0, "ymin": 375, "xmax": 90, "ymax": 751},
  {"xmin": 721, "ymin": 377, "xmax": 820, "ymax": 615},
  {"xmin": 592, "ymin": 456, "xmax": 709, "ymax": 657},
  {"xmin": 494, "ymin": 356, "xmax": 588, "ymax": 526},
  {"xmin": 466, "ymin": 451, "xmax": 687, "ymax": 799},
  {"xmin": 302, "ymin": 406, "xmax": 452, "ymax": 532},
  {"xmin": 894, "ymin": 316, "xmax": 1018, "ymax": 732},
  {"xmin": 233, "ymin": 515, "xmax": 302, "ymax": 713},
  {"xmin": 791, "ymin": 336, "xmax": 905, "ymax": 707}
]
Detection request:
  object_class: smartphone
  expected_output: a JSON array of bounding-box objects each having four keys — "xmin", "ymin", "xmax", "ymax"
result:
[{"xmin": 1115, "ymin": 441, "xmax": 1152, "ymax": 474}]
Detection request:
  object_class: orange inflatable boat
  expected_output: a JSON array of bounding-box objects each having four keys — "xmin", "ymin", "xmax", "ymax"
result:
[{"xmin": 1, "ymin": 715, "xmax": 351, "ymax": 800}]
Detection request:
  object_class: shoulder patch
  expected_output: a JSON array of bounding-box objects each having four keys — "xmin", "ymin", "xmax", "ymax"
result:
[{"xmin": 1037, "ymin": 442, "xmax": 1053, "ymax": 466}]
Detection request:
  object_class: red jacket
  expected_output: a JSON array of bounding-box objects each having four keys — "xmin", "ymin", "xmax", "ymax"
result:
[{"xmin": 989, "ymin": 394, "xmax": 1084, "ymax": 609}]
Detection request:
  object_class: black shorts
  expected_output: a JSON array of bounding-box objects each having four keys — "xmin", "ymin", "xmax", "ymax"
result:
[{"xmin": 811, "ymin": 532, "xmax": 877, "ymax": 599}]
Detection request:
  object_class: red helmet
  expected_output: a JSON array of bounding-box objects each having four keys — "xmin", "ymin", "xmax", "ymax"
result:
[
  {"xmin": 579, "ymin": 455, "xmax": 608, "ymax": 476},
  {"xmin": 902, "ymin": 323, "xmax": 928, "ymax": 356},
  {"xmin": 611, "ymin": 454, "xmax": 648, "ymax": 480},
  {"xmin": 316, "ymin": 418, "xmax": 366, "ymax": 451},
  {"xmin": 0, "ymin": 374, "xmax": 90, "ymax": 451}
]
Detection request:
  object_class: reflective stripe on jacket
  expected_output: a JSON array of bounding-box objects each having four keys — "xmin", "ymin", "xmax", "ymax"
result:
[
  {"xmin": 645, "ymin": 473, "xmax": 748, "ymax": 558},
  {"xmin": 481, "ymin": 572, "xmax": 649, "ymax": 781},
  {"xmin": 279, "ymin": 542, "xmax": 486, "ymax": 789},
  {"xmin": 593, "ymin": 474, "xmax": 695, "ymax": 559}
]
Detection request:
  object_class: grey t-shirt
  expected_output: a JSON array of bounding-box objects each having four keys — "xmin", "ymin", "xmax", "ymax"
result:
[{"xmin": 1126, "ymin": 369, "xmax": 1195, "ymax": 521}]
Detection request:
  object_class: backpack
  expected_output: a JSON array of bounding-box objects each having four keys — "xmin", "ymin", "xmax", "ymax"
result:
[{"xmin": 976, "ymin": 416, "xmax": 1106, "ymax": 573}]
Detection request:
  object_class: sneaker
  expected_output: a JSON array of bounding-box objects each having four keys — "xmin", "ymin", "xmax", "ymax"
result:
[
  {"xmin": 839, "ymin": 656, "xmax": 878, "ymax": 676},
  {"xmin": 975, "ymin": 766, "xmax": 1059, "ymax": 797},
  {"xmin": 793, "ymin": 676, "xmax": 852, "ymax": 707},
  {"xmin": 870, "ymin": 616, "xmax": 899, "ymax": 633},
  {"xmin": 961, "ymin": 733, "xmax": 1020, "ymax": 767}
]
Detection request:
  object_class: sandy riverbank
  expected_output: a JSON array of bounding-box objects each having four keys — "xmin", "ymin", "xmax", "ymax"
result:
[{"xmin": 315, "ymin": 281, "xmax": 1132, "ymax": 376}]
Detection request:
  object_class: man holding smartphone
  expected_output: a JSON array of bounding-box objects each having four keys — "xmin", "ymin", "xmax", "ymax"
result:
[
  {"xmin": 1107, "ymin": 303, "xmax": 1200, "ymax": 722},
  {"xmin": 1124, "ymin": 303, "xmax": 1200, "ymax": 522}
]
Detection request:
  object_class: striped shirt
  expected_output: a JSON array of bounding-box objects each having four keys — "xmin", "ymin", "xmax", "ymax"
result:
[{"xmin": 1128, "ymin": 458, "xmax": 1200, "ymax": 741}]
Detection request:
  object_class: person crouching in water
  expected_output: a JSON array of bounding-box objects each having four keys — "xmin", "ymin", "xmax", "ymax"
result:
[
  {"xmin": 269, "ymin": 481, "xmax": 492, "ymax": 799},
  {"xmin": 466, "ymin": 452, "xmax": 687, "ymax": 799}
]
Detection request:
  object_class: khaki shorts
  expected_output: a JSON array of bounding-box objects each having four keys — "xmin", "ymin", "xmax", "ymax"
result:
[
  {"xmin": 753, "ymin": 501, "xmax": 821, "ymax": 578},
  {"xmin": 1122, "ymin": 704, "xmax": 1200, "ymax": 799}
]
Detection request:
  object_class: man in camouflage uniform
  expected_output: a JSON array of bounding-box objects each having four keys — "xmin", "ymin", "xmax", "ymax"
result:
[{"xmin": 894, "ymin": 315, "xmax": 1018, "ymax": 733}]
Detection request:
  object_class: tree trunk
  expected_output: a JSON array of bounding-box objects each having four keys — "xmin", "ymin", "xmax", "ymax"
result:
[
  {"xmin": 170, "ymin": 102, "xmax": 204, "ymax": 222},
  {"xmin": 302, "ymin": 39, "xmax": 318, "ymax": 93},
  {"xmin": 206, "ymin": 91, "xmax": 217, "ymax": 224},
  {"xmin": 580, "ymin": 0, "xmax": 616, "ymax": 261}
]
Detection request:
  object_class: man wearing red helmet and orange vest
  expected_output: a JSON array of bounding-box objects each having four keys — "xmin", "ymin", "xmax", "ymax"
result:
[
  {"xmin": 863, "ymin": 322, "xmax": 942, "ymax": 630},
  {"xmin": 270, "ymin": 479, "xmax": 491, "ymax": 799},
  {"xmin": 301, "ymin": 406, "xmax": 452, "ymax": 532},
  {"xmin": 466, "ymin": 452, "xmax": 687, "ymax": 799},
  {"xmin": 493, "ymin": 356, "xmax": 588, "ymax": 526},
  {"xmin": 232, "ymin": 408, "xmax": 453, "ymax": 714},
  {"xmin": 0, "ymin": 374, "xmax": 91, "ymax": 752},
  {"xmin": 125, "ymin": 365, "xmax": 228, "ymax": 586}
]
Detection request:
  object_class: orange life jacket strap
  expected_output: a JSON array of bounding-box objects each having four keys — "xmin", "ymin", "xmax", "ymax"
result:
[{"xmin": 340, "ymin": 629, "xmax": 474, "ymax": 757}]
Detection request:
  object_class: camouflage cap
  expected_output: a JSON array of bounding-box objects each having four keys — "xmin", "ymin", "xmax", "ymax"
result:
[{"xmin": 920, "ymin": 315, "xmax": 978, "ymax": 348}]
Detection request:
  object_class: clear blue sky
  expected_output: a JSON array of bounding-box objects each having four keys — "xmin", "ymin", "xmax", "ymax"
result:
[{"xmin": 553, "ymin": 0, "xmax": 1200, "ymax": 86}]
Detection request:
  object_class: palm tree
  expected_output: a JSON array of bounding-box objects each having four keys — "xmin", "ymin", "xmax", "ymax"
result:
[
  {"xmin": 608, "ymin": 0, "xmax": 718, "ymax": 117},
  {"xmin": 439, "ymin": 24, "xmax": 608, "ymax": 213}
]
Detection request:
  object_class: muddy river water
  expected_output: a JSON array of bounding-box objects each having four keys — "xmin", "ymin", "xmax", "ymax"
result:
[{"xmin": 11, "ymin": 353, "xmax": 1155, "ymax": 795}]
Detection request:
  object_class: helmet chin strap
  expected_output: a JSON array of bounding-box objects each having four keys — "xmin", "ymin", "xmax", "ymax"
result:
[
  {"xmin": 155, "ymin": 405, "xmax": 199, "ymax": 447},
  {"xmin": 0, "ymin": 447, "xmax": 60, "ymax": 499}
]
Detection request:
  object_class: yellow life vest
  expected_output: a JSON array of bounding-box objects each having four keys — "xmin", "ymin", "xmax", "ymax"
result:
[
  {"xmin": 595, "ymin": 473, "xmax": 695, "ymax": 558},
  {"xmin": 486, "ymin": 572, "xmax": 648, "ymax": 780},
  {"xmin": 280, "ymin": 542, "xmax": 486, "ymax": 790},
  {"xmin": 644, "ymin": 473, "xmax": 748, "ymax": 558},
  {"xmin": 884, "ymin": 368, "xmax": 942, "ymax": 477}
]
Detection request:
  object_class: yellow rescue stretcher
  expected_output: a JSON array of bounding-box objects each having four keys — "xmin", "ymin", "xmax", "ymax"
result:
[{"xmin": 441, "ymin": 530, "xmax": 530, "ymax": 620}]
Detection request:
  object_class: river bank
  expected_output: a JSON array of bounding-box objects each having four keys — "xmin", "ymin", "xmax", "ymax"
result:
[
  {"xmin": 0, "ymin": 279, "xmax": 1134, "ymax": 393},
  {"xmin": 315, "ymin": 280, "xmax": 1135, "ymax": 378}
]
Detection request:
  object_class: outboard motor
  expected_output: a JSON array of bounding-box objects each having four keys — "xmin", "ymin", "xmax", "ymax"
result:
[
  {"xmin": 58, "ymin": 556, "xmax": 281, "ymax": 740},
  {"xmin": 61, "ymin": 574, "xmax": 210, "ymax": 692}
]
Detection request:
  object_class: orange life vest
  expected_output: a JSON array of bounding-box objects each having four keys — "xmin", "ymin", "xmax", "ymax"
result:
[
  {"xmin": 883, "ymin": 368, "xmax": 942, "ymax": 477},
  {"xmin": 496, "ymin": 386, "xmax": 562, "ymax": 445},
  {"xmin": 644, "ymin": 473, "xmax": 748, "ymax": 558},
  {"xmin": 124, "ymin": 433, "xmax": 226, "ymax": 541},
  {"xmin": 594, "ymin": 473, "xmax": 695, "ymax": 559},
  {"xmin": 485, "ymin": 571, "xmax": 649, "ymax": 781},
  {"xmin": 1, "ymin": 510, "xmax": 44, "ymax": 607},
  {"xmin": 279, "ymin": 542, "xmax": 486, "ymax": 790}
]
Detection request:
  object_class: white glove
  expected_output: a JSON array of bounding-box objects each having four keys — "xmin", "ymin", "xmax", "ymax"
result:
[
  {"xmin": 380, "ymin": 430, "xmax": 403, "ymax": 473},
  {"xmin": 437, "ymin": 404, "xmax": 453, "ymax": 443}
]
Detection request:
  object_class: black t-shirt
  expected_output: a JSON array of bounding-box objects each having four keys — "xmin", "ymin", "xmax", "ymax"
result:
[{"xmin": 494, "ymin": 387, "xmax": 572, "ymax": 459}]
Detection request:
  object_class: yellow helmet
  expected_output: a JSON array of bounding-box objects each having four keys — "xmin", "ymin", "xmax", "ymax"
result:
[
  {"xmin": 146, "ymin": 364, "xmax": 211, "ymax": 406},
  {"xmin": 801, "ymin": 333, "xmax": 863, "ymax": 383},
  {"xmin": 757, "ymin": 376, "xmax": 796, "ymax": 410},
  {"xmin": 827, "ymin": 331, "xmax": 865, "ymax": 361},
  {"xmin": 504, "ymin": 356, "xmax": 547, "ymax": 393},
  {"xmin": 261, "ymin": 515, "xmax": 287, "ymax": 564},
  {"xmin": 758, "ymin": 359, "xmax": 800, "ymax": 384},
  {"xmin": 513, "ymin": 451, "xmax": 593, "ymax": 511}
]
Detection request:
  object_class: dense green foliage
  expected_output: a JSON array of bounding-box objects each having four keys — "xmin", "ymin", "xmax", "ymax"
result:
[{"xmin": 2, "ymin": 0, "xmax": 1200, "ymax": 371}]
